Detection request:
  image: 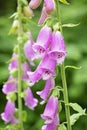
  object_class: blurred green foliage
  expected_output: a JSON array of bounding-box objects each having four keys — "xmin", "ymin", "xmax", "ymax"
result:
[{"xmin": 0, "ymin": 0, "xmax": 87, "ymax": 130}]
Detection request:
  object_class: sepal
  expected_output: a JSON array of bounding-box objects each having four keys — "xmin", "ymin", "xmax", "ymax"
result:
[
  {"xmin": 6, "ymin": 92, "xmax": 17, "ymax": 102},
  {"xmin": 59, "ymin": 0, "xmax": 69, "ymax": 5}
]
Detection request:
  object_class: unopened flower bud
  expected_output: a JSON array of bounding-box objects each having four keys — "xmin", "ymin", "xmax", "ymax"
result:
[
  {"xmin": 9, "ymin": 20, "xmax": 19, "ymax": 35},
  {"xmin": 29, "ymin": 0, "xmax": 41, "ymax": 9},
  {"xmin": 23, "ymin": 6, "xmax": 34, "ymax": 18}
]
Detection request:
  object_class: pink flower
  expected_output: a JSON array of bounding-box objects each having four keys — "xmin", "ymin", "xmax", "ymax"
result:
[
  {"xmin": 24, "ymin": 88, "xmax": 38, "ymax": 110},
  {"xmin": 41, "ymin": 96, "xmax": 58, "ymax": 123},
  {"xmin": 8, "ymin": 53, "xmax": 18, "ymax": 71},
  {"xmin": 1, "ymin": 100, "xmax": 15, "ymax": 123},
  {"xmin": 37, "ymin": 78, "xmax": 55, "ymax": 100},
  {"xmin": 2, "ymin": 76, "xmax": 17, "ymax": 94},
  {"xmin": 38, "ymin": 54, "xmax": 56, "ymax": 80},
  {"xmin": 48, "ymin": 31, "xmax": 67, "ymax": 64},
  {"xmin": 38, "ymin": 6, "xmax": 49, "ymax": 25},
  {"xmin": 29, "ymin": 0, "xmax": 41, "ymax": 9},
  {"xmin": 27, "ymin": 67, "xmax": 42, "ymax": 86},
  {"xmin": 33, "ymin": 25, "xmax": 52, "ymax": 58},
  {"xmin": 42, "ymin": 115, "xmax": 59, "ymax": 130},
  {"xmin": 44, "ymin": 0, "xmax": 55, "ymax": 14},
  {"xmin": 21, "ymin": 62, "xmax": 31, "ymax": 80},
  {"xmin": 24, "ymin": 40, "xmax": 35, "ymax": 66}
]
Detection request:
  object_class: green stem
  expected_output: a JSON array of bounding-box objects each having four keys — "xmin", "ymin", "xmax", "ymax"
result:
[
  {"xmin": 56, "ymin": 0, "xmax": 72, "ymax": 130},
  {"xmin": 17, "ymin": 0, "xmax": 23, "ymax": 129}
]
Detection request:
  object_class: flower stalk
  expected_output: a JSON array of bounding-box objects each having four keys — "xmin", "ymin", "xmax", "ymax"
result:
[
  {"xmin": 17, "ymin": 0, "xmax": 23, "ymax": 129},
  {"xmin": 55, "ymin": 0, "xmax": 72, "ymax": 130}
]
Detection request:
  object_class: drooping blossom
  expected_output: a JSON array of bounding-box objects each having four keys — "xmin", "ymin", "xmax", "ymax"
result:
[
  {"xmin": 37, "ymin": 78, "xmax": 55, "ymax": 100},
  {"xmin": 21, "ymin": 62, "xmax": 31, "ymax": 80},
  {"xmin": 27, "ymin": 67, "xmax": 42, "ymax": 86},
  {"xmin": 44, "ymin": 0, "xmax": 55, "ymax": 14},
  {"xmin": 24, "ymin": 88, "xmax": 38, "ymax": 110},
  {"xmin": 42, "ymin": 115, "xmax": 59, "ymax": 130},
  {"xmin": 48, "ymin": 31, "xmax": 67, "ymax": 64},
  {"xmin": 2, "ymin": 76, "xmax": 17, "ymax": 94},
  {"xmin": 24, "ymin": 40, "xmax": 35, "ymax": 66},
  {"xmin": 38, "ymin": 54, "xmax": 56, "ymax": 80},
  {"xmin": 41, "ymin": 95, "xmax": 58, "ymax": 123},
  {"xmin": 29, "ymin": 0, "xmax": 41, "ymax": 9},
  {"xmin": 38, "ymin": 6, "xmax": 49, "ymax": 25},
  {"xmin": 8, "ymin": 53, "xmax": 18, "ymax": 71},
  {"xmin": 1, "ymin": 100, "xmax": 15, "ymax": 123},
  {"xmin": 33, "ymin": 25, "xmax": 52, "ymax": 58},
  {"xmin": 27, "ymin": 54, "xmax": 56, "ymax": 84}
]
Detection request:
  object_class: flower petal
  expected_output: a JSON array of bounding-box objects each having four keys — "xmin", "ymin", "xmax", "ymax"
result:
[{"xmin": 24, "ymin": 88, "xmax": 38, "ymax": 110}]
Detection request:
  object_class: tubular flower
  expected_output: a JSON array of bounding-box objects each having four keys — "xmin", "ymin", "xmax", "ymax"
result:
[
  {"xmin": 41, "ymin": 95, "xmax": 58, "ymax": 123},
  {"xmin": 21, "ymin": 62, "xmax": 31, "ymax": 80},
  {"xmin": 24, "ymin": 40, "xmax": 35, "ymax": 65},
  {"xmin": 29, "ymin": 0, "xmax": 41, "ymax": 9},
  {"xmin": 27, "ymin": 67, "xmax": 42, "ymax": 86},
  {"xmin": 38, "ymin": 54, "xmax": 56, "ymax": 80},
  {"xmin": 42, "ymin": 115, "xmax": 59, "ymax": 130},
  {"xmin": 28, "ymin": 54, "xmax": 56, "ymax": 83},
  {"xmin": 8, "ymin": 53, "xmax": 18, "ymax": 71},
  {"xmin": 33, "ymin": 25, "xmax": 52, "ymax": 58},
  {"xmin": 44, "ymin": 0, "xmax": 55, "ymax": 14},
  {"xmin": 37, "ymin": 78, "xmax": 55, "ymax": 100},
  {"xmin": 48, "ymin": 31, "xmax": 67, "ymax": 64},
  {"xmin": 1, "ymin": 100, "xmax": 15, "ymax": 123},
  {"xmin": 2, "ymin": 76, "xmax": 17, "ymax": 94},
  {"xmin": 38, "ymin": 6, "xmax": 49, "ymax": 25},
  {"xmin": 24, "ymin": 88, "xmax": 38, "ymax": 110}
]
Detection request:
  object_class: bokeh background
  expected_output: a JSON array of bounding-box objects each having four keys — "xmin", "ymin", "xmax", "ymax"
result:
[{"xmin": 0, "ymin": 0, "xmax": 87, "ymax": 130}]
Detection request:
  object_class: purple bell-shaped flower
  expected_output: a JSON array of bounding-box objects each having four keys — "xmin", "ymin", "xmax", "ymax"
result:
[
  {"xmin": 48, "ymin": 31, "xmax": 67, "ymax": 64},
  {"xmin": 33, "ymin": 25, "xmax": 52, "ymax": 58},
  {"xmin": 24, "ymin": 88, "xmax": 38, "ymax": 110}
]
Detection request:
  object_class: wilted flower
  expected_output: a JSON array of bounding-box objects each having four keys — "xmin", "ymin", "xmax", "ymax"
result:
[
  {"xmin": 33, "ymin": 25, "xmax": 52, "ymax": 58},
  {"xmin": 24, "ymin": 88, "xmax": 38, "ymax": 110},
  {"xmin": 48, "ymin": 31, "xmax": 67, "ymax": 64}
]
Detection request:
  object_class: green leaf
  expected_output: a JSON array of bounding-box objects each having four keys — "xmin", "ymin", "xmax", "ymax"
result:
[
  {"xmin": 69, "ymin": 103, "xmax": 84, "ymax": 113},
  {"xmin": 62, "ymin": 23, "xmax": 80, "ymax": 27},
  {"xmin": 70, "ymin": 113, "xmax": 85, "ymax": 126},
  {"xmin": 58, "ymin": 124, "xmax": 67, "ymax": 130},
  {"xmin": 59, "ymin": 0, "xmax": 69, "ymax": 5},
  {"xmin": 65, "ymin": 65, "xmax": 81, "ymax": 70}
]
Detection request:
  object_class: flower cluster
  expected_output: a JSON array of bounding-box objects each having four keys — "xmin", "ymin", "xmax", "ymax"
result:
[
  {"xmin": 25, "ymin": 25, "xmax": 67, "ymax": 85},
  {"xmin": 24, "ymin": 25, "xmax": 67, "ymax": 129},
  {"xmin": 28, "ymin": 0, "xmax": 55, "ymax": 25},
  {"xmin": 1, "ymin": 53, "xmax": 38, "ymax": 124},
  {"xmin": 1, "ymin": 0, "xmax": 67, "ymax": 130}
]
